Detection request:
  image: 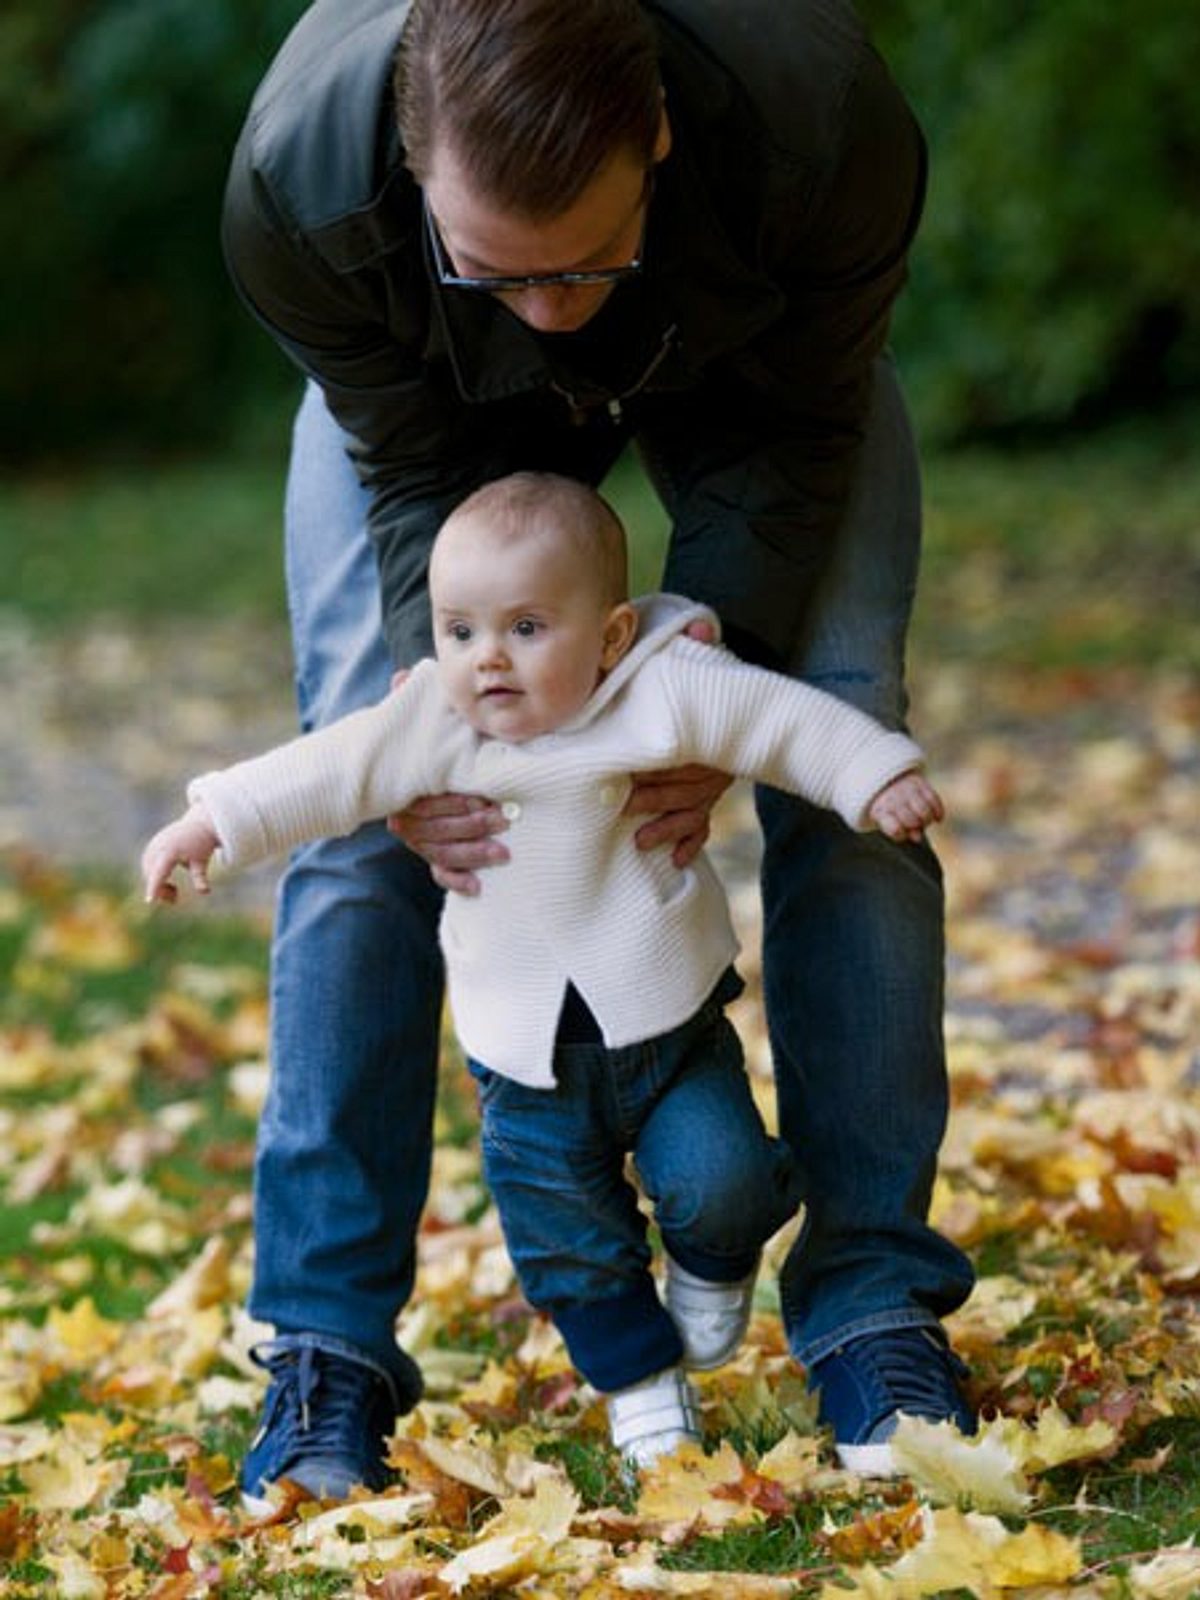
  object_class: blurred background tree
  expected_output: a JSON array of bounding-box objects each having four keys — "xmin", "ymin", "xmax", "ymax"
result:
[
  {"xmin": 865, "ymin": 0, "xmax": 1200, "ymax": 438},
  {"xmin": 0, "ymin": 0, "xmax": 307, "ymax": 464},
  {"xmin": 2, "ymin": 0, "xmax": 1198, "ymax": 464}
]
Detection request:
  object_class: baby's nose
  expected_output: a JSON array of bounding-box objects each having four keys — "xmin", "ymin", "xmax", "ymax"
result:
[{"xmin": 475, "ymin": 633, "xmax": 510, "ymax": 668}]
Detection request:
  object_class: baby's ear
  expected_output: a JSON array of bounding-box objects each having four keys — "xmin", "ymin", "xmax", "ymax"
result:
[{"xmin": 600, "ymin": 603, "xmax": 639, "ymax": 669}]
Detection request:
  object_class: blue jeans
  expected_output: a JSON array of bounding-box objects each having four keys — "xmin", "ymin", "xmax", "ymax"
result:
[
  {"xmin": 250, "ymin": 361, "xmax": 973, "ymax": 1391},
  {"xmin": 469, "ymin": 974, "xmax": 799, "ymax": 1392}
]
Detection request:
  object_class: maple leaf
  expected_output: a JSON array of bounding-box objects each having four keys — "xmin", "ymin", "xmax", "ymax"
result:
[
  {"xmin": 610, "ymin": 1554, "xmax": 798, "ymax": 1594},
  {"xmin": 889, "ymin": 1403, "xmax": 1119, "ymax": 1513},
  {"xmin": 1127, "ymin": 1542, "xmax": 1200, "ymax": 1599},
  {"xmin": 0, "ymin": 1500, "xmax": 38, "ymax": 1565},
  {"xmin": 635, "ymin": 1441, "xmax": 756, "ymax": 1537},
  {"xmin": 945, "ymin": 1273, "xmax": 1038, "ymax": 1351},
  {"xmin": 19, "ymin": 1437, "xmax": 129, "ymax": 1512},
  {"xmin": 713, "ymin": 1464, "xmax": 793, "ymax": 1517},
  {"xmin": 290, "ymin": 1490, "xmax": 437, "ymax": 1570},
  {"xmin": 437, "ymin": 1476, "xmax": 583, "ymax": 1594},
  {"xmin": 364, "ymin": 1570, "xmax": 449, "ymax": 1599},
  {"xmin": 147, "ymin": 1235, "xmax": 233, "ymax": 1317},
  {"xmin": 755, "ymin": 1429, "xmax": 829, "ymax": 1495},
  {"xmin": 44, "ymin": 1296, "xmax": 123, "ymax": 1365},
  {"xmin": 1019, "ymin": 1402, "xmax": 1118, "ymax": 1470},
  {"xmin": 29, "ymin": 892, "xmax": 139, "ymax": 971},
  {"xmin": 38, "ymin": 1548, "xmax": 108, "ymax": 1599},
  {"xmin": 820, "ymin": 1506, "xmax": 1081, "ymax": 1598},
  {"xmin": 0, "ymin": 1363, "xmax": 43, "ymax": 1423},
  {"xmin": 65, "ymin": 1176, "xmax": 190, "ymax": 1255},
  {"xmin": 887, "ymin": 1415, "xmax": 1031, "ymax": 1514},
  {"xmin": 818, "ymin": 1500, "xmax": 923, "ymax": 1564},
  {"xmin": 388, "ymin": 1438, "xmax": 488, "ymax": 1528}
]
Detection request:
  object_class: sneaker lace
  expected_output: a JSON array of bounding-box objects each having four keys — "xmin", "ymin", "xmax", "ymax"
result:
[
  {"xmin": 858, "ymin": 1328, "xmax": 968, "ymax": 1414},
  {"xmin": 258, "ymin": 1346, "xmax": 386, "ymax": 1459}
]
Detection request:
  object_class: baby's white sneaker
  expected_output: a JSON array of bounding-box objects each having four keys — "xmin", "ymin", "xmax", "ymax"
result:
[
  {"xmin": 664, "ymin": 1254, "xmax": 758, "ymax": 1370},
  {"xmin": 607, "ymin": 1366, "xmax": 701, "ymax": 1469}
]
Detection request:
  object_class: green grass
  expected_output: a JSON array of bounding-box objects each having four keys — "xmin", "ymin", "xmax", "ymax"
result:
[
  {"xmin": 4, "ymin": 404, "xmax": 1196, "ymax": 666},
  {"xmin": 1, "ymin": 450, "xmax": 289, "ymax": 625},
  {"xmin": 917, "ymin": 405, "xmax": 1200, "ymax": 667}
]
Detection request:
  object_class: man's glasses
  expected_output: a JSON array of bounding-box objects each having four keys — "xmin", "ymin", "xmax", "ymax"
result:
[{"xmin": 423, "ymin": 184, "xmax": 649, "ymax": 293}]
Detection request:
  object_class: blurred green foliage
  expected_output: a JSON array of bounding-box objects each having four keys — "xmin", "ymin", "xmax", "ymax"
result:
[
  {"xmin": 863, "ymin": 0, "xmax": 1200, "ymax": 436},
  {"xmin": 0, "ymin": 0, "xmax": 306, "ymax": 463},
  {"xmin": 2, "ymin": 1, "xmax": 1198, "ymax": 463}
]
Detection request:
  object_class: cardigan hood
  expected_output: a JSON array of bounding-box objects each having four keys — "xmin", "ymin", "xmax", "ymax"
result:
[{"xmin": 560, "ymin": 593, "xmax": 721, "ymax": 734}]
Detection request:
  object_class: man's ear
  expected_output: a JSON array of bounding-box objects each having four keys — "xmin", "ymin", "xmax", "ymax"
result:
[
  {"xmin": 600, "ymin": 602, "xmax": 639, "ymax": 669},
  {"xmin": 653, "ymin": 99, "xmax": 672, "ymax": 165}
]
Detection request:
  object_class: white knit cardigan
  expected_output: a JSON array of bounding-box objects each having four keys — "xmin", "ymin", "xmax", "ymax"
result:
[{"xmin": 191, "ymin": 595, "xmax": 924, "ymax": 1086}]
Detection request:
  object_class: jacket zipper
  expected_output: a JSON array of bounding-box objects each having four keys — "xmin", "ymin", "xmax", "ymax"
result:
[{"xmin": 551, "ymin": 323, "xmax": 679, "ymax": 426}]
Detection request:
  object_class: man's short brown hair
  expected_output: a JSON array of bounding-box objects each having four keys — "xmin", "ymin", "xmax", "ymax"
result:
[{"xmin": 396, "ymin": 0, "xmax": 662, "ymax": 217}]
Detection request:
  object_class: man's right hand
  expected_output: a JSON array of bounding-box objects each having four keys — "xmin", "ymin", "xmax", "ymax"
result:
[{"xmin": 387, "ymin": 794, "xmax": 509, "ymax": 895}]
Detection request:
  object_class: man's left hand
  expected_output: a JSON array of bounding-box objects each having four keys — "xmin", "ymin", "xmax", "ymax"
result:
[
  {"xmin": 623, "ymin": 616, "xmax": 731, "ymax": 868},
  {"xmin": 624, "ymin": 763, "xmax": 735, "ymax": 868}
]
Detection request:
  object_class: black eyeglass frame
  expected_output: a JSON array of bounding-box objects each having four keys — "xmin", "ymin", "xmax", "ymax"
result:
[{"xmin": 423, "ymin": 181, "xmax": 651, "ymax": 293}]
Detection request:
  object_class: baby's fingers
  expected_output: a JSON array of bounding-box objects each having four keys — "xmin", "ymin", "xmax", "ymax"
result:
[{"xmin": 874, "ymin": 807, "xmax": 914, "ymax": 842}]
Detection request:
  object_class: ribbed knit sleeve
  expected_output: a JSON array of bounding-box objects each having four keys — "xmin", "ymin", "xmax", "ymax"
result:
[
  {"xmin": 656, "ymin": 639, "xmax": 923, "ymax": 829},
  {"xmin": 187, "ymin": 664, "xmax": 448, "ymax": 870}
]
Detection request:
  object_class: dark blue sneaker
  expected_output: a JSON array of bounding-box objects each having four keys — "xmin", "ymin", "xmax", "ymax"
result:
[
  {"xmin": 241, "ymin": 1342, "xmax": 402, "ymax": 1514},
  {"xmin": 809, "ymin": 1326, "xmax": 975, "ymax": 1476}
]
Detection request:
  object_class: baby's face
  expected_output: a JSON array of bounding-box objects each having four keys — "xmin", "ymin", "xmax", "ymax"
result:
[{"xmin": 431, "ymin": 512, "xmax": 630, "ymax": 742}]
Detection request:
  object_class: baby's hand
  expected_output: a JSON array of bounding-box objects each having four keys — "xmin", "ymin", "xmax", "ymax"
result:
[
  {"xmin": 869, "ymin": 770, "xmax": 945, "ymax": 843},
  {"xmin": 142, "ymin": 802, "xmax": 221, "ymax": 904}
]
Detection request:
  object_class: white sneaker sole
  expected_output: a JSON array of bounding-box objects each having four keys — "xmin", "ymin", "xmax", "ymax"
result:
[{"xmin": 835, "ymin": 1439, "xmax": 899, "ymax": 1477}]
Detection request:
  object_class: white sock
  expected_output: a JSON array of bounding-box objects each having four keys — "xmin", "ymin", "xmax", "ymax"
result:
[{"xmin": 664, "ymin": 1254, "xmax": 759, "ymax": 1370}]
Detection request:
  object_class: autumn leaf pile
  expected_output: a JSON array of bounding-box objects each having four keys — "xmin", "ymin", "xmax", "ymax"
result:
[{"xmin": 1, "ymin": 659, "xmax": 1198, "ymax": 1598}]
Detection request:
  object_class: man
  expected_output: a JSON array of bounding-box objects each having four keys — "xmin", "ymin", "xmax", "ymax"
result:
[{"xmin": 222, "ymin": 0, "xmax": 976, "ymax": 1503}]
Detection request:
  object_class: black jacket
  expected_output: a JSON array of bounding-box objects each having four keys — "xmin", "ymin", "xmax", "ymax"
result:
[{"xmin": 223, "ymin": 0, "xmax": 926, "ymax": 667}]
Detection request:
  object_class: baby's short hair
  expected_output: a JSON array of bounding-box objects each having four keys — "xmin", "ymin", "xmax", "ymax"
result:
[{"xmin": 445, "ymin": 472, "xmax": 629, "ymax": 604}]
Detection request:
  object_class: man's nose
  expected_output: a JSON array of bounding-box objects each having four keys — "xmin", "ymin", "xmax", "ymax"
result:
[{"xmin": 504, "ymin": 284, "xmax": 598, "ymax": 335}]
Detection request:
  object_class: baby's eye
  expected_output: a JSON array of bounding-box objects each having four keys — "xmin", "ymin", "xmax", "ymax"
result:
[
  {"xmin": 512, "ymin": 618, "xmax": 541, "ymax": 638},
  {"xmin": 447, "ymin": 622, "xmax": 472, "ymax": 643}
]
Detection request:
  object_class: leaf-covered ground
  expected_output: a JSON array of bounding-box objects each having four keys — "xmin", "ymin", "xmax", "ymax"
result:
[{"xmin": 1, "ymin": 655, "xmax": 1198, "ymax": 1597}]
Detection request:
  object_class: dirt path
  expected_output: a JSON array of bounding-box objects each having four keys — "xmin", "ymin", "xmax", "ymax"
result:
[{"xmin": 3, "ymin": 618, "xmax": 296, "ymax": 910}]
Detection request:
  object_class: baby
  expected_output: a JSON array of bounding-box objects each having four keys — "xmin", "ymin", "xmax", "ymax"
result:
[{"xmin": 144, "ymin": 471, "xmax": 943, "ymax": 1474}]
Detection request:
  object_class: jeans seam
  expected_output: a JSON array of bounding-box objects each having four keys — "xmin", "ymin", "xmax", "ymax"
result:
[{"xmin": 794, "ymin": 1307, "xmax": 941, "ymax": 1370}]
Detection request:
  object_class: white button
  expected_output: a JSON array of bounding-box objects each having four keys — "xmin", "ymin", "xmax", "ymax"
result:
[{"xmin": 501, "ymin": 800, "xmax": 522, "ymax": 821}]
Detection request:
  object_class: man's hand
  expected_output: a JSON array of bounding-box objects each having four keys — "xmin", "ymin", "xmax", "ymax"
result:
[
  {"xmin": 385, "ymin": 665, "xmax": 509, "ymax": 894},
  {"xmin": 624, "ymin": 764, "xmax": 734, "ymax": 868},
  {"xmin": 623, "ymin": 615, "xmax": 731, "ymax": 868},
  {"xmin": 388, "ymin": 795, "xmax": 509, "ymax": 895}
]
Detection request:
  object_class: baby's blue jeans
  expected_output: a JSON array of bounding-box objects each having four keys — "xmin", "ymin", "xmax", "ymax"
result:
[{"xmin": 469, "ymin": 972, "xmax": 798, "ymax": 1392}]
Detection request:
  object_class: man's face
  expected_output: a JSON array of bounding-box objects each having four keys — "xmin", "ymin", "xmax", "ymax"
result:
[
  {"xmin": 423, "ymin": 133, "xmax": 663, "ymax": 335},
  {"xmin": 431, "ymin": 512, "xmax": 630, "ymax": 741}
]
